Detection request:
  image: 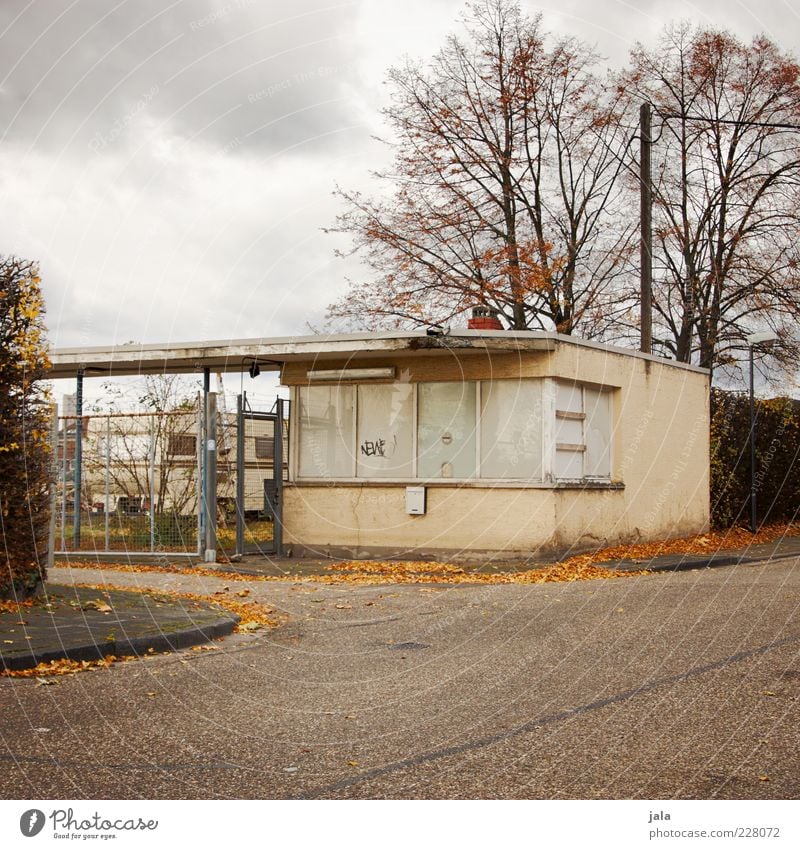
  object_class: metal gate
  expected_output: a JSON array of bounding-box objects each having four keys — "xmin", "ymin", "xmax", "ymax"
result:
[{"xmin": 233, "ymin": 394, "xmax": 288, "ymax": 556}]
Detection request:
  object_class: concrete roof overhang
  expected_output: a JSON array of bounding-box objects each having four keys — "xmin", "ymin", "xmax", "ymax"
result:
[
  {"xmin": 48, "ymin": 329, "xmax": 708, "ymax": 380},
  {"xmin": 49, "ymin": 330, "xmax": 557, "ymax": 380}
]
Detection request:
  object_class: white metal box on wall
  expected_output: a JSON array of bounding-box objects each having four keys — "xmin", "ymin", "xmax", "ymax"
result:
[{"xmin": 405, "ymin": 486, "xmax": 426, "ymax": 515}]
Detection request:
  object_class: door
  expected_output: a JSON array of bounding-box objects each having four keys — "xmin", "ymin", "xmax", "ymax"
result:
[{"xmin": 235, "ymin": 395, "xmax": 287, "ymax": 556}]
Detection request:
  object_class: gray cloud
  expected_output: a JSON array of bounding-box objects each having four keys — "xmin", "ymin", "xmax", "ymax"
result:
[
  {"xmin": 0, "ymin": 0, "xmax": 362, "ymax": 157},
  {"xmin": 1, "ymin": 0, "xmax": 799, "ymax": 359}
]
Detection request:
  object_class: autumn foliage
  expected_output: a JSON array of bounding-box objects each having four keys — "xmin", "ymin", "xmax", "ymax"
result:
[
  {"xmin": 0, "ymin": 257, "xmax": 52, "ymax": 599},
  {"xmin": 329, "ymin": 1, "xmax": 800, "ymax": 379},
  {"xmin": 328, "ymin": 0, "xmax": 632, "ymax": 336}
]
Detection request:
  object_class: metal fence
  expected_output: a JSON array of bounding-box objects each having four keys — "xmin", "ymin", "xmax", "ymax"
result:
[
  {"xmin": 54, "ymin": 406, "xmax": 204, "ymax": 554},
  {"xmin": 53, "ymin": 394, "xmax": 288, "ymax": 559}
]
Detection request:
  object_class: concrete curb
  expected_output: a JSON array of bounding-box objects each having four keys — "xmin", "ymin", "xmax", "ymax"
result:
[
  {"xmin": 605, "ymin": 550, "xmax": 800, "ymax": 574},
  {"xmin": 1, "ymin": 613, "xmax": 239, "ymax": 673}
]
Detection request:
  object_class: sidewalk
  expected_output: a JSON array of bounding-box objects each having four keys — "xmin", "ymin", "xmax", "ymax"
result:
[
  {"xmin": 598, "ymin": 534, "xmax": 800, "ymax": 573},
  {"xmin": 0, "ymin": 584, "xmax": 238, "ymax": 672},
  {"xmin": 200, "ymin": 534, "xmax": 800, "ymax": 578}
]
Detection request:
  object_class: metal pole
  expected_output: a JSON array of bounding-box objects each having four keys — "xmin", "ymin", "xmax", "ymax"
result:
[
  {"xmin": 274, "ymin": 397, "xmax": 284, "ymax": 557},
  {"xmin": 47, "ymin": 403, "xmax": 59, "ymax": 576},
  {"xmin": 200, "ymin": 368, "xmax": 210, "ymax": 554},
  {"xmin": 236, "ymin": 393, "xmax": 245, "ymax": 557},
  {"xmin": 640, "ymin": 101, "xmax": 653, "ymax": 355},
  {"xmin": 104, "ymin": 415, "xmax": 110, "ymax": 551},
  {"xmin": 60, "ymin": 421, "xmax": 67, "ymax": 552},
  {"xmin": 149, "ymin": 414, "xmax": 156, "ymax": 551},
  {"xmin": 749, "ymin": 345, "xmax": 757, "ymax": 534},
  {"xmin": 73, "ymin": 369, "xmax": 84, "ymax": 548},
  {"xmin": 196, "ymin": 396, "xmax": 203, "ymax": 556},
  {"xmin": 204, "ymin": 391, "xmax": 217, "ymax": 562}
]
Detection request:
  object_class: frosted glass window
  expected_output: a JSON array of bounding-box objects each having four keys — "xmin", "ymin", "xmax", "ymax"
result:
[
  {"xmin": 417, "ymin": 382, "xmax": 477, "ymax": 479},
  {"xmin": 356, "ymin": 383, "xmax": 414, "ymax": 478},
  {"xmin": 585, "ymin": 388, "xmax": 611, "ymax": 478},
  {"xmin": 480, "ymin": 380, "xmax": 543, "ymax": 479},
  {"xmin": 297, "ymin": 385, "xmax": 354, "ymax": 478}
]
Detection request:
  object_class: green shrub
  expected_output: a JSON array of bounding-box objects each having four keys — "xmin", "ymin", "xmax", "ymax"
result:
[{"xmin": 710, "ymin": 388, "xmax": 800, "ymax": 529}]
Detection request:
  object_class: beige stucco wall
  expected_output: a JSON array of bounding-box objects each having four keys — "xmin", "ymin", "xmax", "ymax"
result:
[{"xmin": 281, "ymin": 339, "xmax": 709, "ymax": 558}]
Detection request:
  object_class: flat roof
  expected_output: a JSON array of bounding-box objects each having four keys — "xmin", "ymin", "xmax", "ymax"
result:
[{"xmin": 48, "ymin": 329, "xmax": 708, "ymax": 380}]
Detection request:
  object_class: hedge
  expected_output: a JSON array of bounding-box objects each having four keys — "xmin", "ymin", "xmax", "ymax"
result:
[{"xmin": 710, "ymin": 387, "xmax": 800, "ymax": 529}]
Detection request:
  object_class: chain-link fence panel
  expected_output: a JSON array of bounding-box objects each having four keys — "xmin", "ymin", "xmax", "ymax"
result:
[{"xmin": 54, "ymin": 407, "xmax": 203, "ymax": 554}]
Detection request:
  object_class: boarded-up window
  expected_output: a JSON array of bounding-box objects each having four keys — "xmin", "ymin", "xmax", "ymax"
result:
[
  {"xmin": 297, "ymin": 385, "xmax": 355, "ymax": 478},
  {"xmin": 417, "ymin": 382, "xmax": 476, "ymax": 479},
  {"xmin": 554, "ymin": 383, "xmax": 612, "ymax": 480},
  {"xmin": 169, "ymin": 434, "xmax": 196, "ymax": 457},
  {"xmin": 480, "ymin": 380, "xmax": 543, "ymax": 479},
  {"xmin": 356, "ymin": 383, "xmax": 414, "ymax": 478}
]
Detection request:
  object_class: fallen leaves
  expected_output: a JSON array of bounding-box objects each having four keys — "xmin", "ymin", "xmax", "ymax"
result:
[
  {"xmin": 4, "ymin": 656, "xmax": 128, "ymax": 678},
  {"xmin": 70, "ymin": 582, "xmax": 282, "ymax": 635},
  {"xmin": 560, "ymin": 521, "xmax": 800, "ymax": 568},
  {"xmin": 80, "ymin": 599, "xmax": 113, "ymax": 613},
  {"xmin": 0, "ymin": 598, "xmax": 36, "ymax": 615},
  {"xmin": 58, "ymin": 520, "xmax": 800, "ymax": 588}
]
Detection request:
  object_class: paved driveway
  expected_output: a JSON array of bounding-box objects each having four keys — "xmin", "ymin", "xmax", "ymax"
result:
[{"xmin": 2, "ymin": 559, "xmax": 798, "ymax": 799}]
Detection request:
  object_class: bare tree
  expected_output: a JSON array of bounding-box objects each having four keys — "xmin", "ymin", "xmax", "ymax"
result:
[
  {"xmin": 621, "ymin": 24, "xmax": 800, "ymax": 374},
  {"xmin": 327, "ymin": 0, "xmax": 633, "ymax": 334},
  {"xmin": 88, "ymin": 375, "xmax": 200, "ymax": 516}
]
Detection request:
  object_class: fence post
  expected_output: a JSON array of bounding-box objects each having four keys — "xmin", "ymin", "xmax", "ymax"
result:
[
  {"xmin": 274, "ymin": 397, "xmax": 284, "ymax": 557},
  {"xmin": 196, "ymin": 395, "xmax": 204, "ymax": 557},
  {"xmin": 73, "ymin": 368, "xmax": 84, "ymax": 548},
  {"xmin": 204, "ymin": 392, "xmax": 217, "ymax": 562},
  {"xmin": 149, "ymin": 415, "xmax": 156, "ymax": 551},
  {"xmin": 104, "ymin": 416, "xmax": 110, "ymax": 551},
  {"xmin": 60, "ymin": 420, "xmax": 67, "ymax": 552},
  {"xmin": 47, "ymin": 403, "xmax": 58, "ymax": 574},
  {"xmin": 236, "ymin": 393, "xmax": 245, "ymax": 557}
]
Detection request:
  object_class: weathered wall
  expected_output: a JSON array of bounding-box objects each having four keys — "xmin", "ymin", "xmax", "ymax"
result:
[{"xmin": 281, "ymin": 340, "xmax": 709, "ymax": 558}]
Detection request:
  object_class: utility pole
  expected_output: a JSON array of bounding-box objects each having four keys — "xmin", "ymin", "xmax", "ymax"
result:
[{"xmin": 640, "ymin": 101, "xmax": 653, "ymax": 355}]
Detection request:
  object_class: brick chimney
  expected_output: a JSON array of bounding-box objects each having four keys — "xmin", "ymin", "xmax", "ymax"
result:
[{"xmin": 467, "ymin": 305, "xmax": 503, "ymax": 330}]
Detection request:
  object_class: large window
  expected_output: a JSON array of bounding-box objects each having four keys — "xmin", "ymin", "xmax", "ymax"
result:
[
  {"xmin": 480, "ymin": 379, "xmax": 543, "ymax": 479},
  {"xmin": 418, "ymin": 382, "xmax": 477, "ymax": 479},
  {"xmin": 356, "ymin": 383, "xmax": 414, "ymax": 478},
  {"xmin": 297, "ymin": 384, "xmax": 355, "ymax": 479},
  {"xmin": 296, "ymin": 378, "xmax": 612, "ymax": 483}
]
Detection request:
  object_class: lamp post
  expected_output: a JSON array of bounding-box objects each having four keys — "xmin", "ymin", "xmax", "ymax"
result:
[{"xmin": 745, "ymin": 331, "xmax": 779, "ymax": 533}]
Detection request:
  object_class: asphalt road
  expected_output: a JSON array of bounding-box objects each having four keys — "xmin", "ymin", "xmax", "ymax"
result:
[{"xmin": 2, "ymin": 559, "xmax": 799, "ymax": 799}]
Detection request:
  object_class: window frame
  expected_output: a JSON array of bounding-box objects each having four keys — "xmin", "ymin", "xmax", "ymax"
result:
[
  {"xmin": 291, "ymin": 378, "xmax": 614, "ymax": 486},
  {"xmin": 552, "ymin": 381, "xmax": 613, "ymax": 482}
]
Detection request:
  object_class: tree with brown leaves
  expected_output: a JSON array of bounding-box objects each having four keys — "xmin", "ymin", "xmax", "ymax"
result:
[
  {"xmin": 327, "ymin": 0, "xmax": 633, "ymax": 334},
  {"xmin": 0, "ymin": 257, "xmax": 52, "ymax": 599},
  {"xmin": 621, "ymin": 23, "xmax": 800, "ymax": 375}
]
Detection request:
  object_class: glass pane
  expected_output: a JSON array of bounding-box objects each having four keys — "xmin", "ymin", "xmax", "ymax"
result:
[
  {"xmin": 297, "ymin": 385, "xmax": 354, "ymax": 478},
  {"xmin": 585, "ymin": 388, "xmax": 611, "ymax": 477},
  {"xmin": 356, "ymin": 383, "xmax": 414, "ymax": 478},
  {"xmin": 480, "ymin": 380, "xmax": 543, "ymax": 479},
  {"xmin": 417, "ymin": 382, "xmax": 477, "ymax": 479}
]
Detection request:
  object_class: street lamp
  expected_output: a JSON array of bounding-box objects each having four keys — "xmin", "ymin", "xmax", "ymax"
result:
[{"xmin": 745, "ymin": 330, "xmax": 780, "ymax": 533}]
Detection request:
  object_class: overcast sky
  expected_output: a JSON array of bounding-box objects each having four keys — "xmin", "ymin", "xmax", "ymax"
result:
[{"xmin": 2, "ymin": 0, "xmax": 800, "ymax": 358}]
